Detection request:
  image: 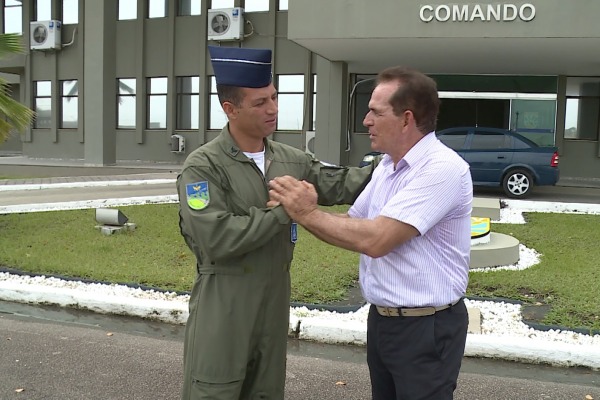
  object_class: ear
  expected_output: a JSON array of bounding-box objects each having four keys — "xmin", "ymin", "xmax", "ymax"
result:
[
  {"xmin": 403, "ymin": 110, "xmax": 414, "ymax": 128},
  {"xmin": 222, "ymin": 102, "xmax": 237, "ymax": 119}
]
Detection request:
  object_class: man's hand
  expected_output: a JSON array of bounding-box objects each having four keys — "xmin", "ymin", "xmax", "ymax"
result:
[{"xmin": 269, "ymin": 176, "xmax": 318, "ymax": 222}]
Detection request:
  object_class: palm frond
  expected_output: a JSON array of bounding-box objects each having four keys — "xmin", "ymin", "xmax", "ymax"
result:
[
  {"xmin": 0, "ymin": 33, "xmax": 34, "ymax": 142},
  {"xmin": 0, "ymin": 33, "xmax": 24, "ymax": 58}
]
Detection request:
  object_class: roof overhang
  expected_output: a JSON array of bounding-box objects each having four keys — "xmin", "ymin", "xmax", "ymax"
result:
[{"xmin": 288, "ymin": 0, "xmax": 600, "ymax": 76}]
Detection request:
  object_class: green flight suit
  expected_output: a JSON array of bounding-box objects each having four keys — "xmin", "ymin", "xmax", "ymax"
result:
[{"xmin": 177, "ymin": 125, "xmax": 375, "ymax": 400}]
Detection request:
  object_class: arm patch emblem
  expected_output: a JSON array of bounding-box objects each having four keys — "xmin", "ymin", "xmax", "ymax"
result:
[{"xmin": 186, "ymin": 181, "xmax": 210, "ymax": 210}]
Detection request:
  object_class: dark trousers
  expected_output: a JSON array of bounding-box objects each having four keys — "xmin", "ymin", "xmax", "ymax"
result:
[{"xmin": 367, "ymin": 299, "xmax": 468, "ymax": 400}]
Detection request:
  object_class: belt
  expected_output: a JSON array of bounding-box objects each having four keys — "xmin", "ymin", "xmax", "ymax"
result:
[{"xmin": 375, "ymin": 298, "xmax": 462, "ymax": 317}]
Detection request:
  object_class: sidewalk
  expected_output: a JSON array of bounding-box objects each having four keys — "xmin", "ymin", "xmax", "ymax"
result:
[{"xmin": 1, "ymin": 157, "xmax": 600, "ymax": 371}]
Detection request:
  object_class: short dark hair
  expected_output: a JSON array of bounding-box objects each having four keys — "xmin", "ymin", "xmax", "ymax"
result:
[
  {"xmin": 216, "ymin": 84, "xmax": 244, "ymax": 107},
  {"xmin": 376, "ymin": 66, "xmax": 440, "ymax": 134}
]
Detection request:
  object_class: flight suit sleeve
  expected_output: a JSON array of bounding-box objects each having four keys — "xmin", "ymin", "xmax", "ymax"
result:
[
  {"xmin": 177, "ymin": 165, "xmax": 289, "ymax": 262},
  {"xmin": 304, "ymin": 156, "xmax": 379, "ymax": 206}
]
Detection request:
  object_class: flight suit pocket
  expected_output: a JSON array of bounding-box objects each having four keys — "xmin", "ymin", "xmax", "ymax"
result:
[{"xmin": 191, "ymin": 378, "xmax": 243, "ymax": 399}]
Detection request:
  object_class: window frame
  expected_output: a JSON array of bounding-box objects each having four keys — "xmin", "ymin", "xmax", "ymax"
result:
[
  {"xmin": 276, "ymin": 74, "xmax": 305, "ymax": 132},
  {"xmin": 4, "ymin": 0, "xmax": 23, "ymax": 34},
  {"xmin": 34, "ymin": 80, "xmax": 52, "ymax": 129},
  {"xmin": 117, "ymin": 78, "xmax": 137, "ymax": 129},
  {"xmin": 146, "ymin": 77, "xmax": 168, "ymax": 130},
  {"xmin": 176, "ymin": 76, "xmax": 200, "ymax": 130},
  {"xmin": 60, "ymin": 79, "xmax": 78, "ymax": 129}
]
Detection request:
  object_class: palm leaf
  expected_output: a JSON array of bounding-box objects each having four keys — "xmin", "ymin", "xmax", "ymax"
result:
[
  {"xmin": 0, "ymin": 33, "xmax": 34, "ymax": 142},
  {"xmin": 0, "ymin": 33, "xmax": 25, "ymax": 58}
]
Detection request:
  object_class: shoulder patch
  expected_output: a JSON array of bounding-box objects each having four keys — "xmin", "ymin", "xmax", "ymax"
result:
[{"xmin": 186, "ymin": 181, "xmax": 210, "ymax": 210}]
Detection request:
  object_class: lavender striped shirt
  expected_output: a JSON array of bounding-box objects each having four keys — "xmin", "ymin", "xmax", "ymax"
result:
[{"xmin": 348, "ymin": 133, "xmax": 472, "ymax": 308}]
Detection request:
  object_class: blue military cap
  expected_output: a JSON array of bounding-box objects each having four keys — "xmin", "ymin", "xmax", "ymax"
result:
[{"xmin": 208, "ymin": 46, "xmax": 272, "ymax": 88}]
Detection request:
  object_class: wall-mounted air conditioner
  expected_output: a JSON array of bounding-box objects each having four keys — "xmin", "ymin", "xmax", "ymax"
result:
[
  {"xmin": 305, "ymin": 131, "xmax": 316, "ymax": 156},
  {"xmin": 171, "ymin": 134, "xmax": 185, "ymax": 153},
  {"xmin": 30, "ymin": 20, "xmax": 62, "ymax": 50},
  {"xmin": 207, "ymin": 7, "xmax": 244, "ymax": 41}
]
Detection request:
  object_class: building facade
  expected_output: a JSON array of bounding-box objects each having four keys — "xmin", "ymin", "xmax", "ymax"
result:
[{"xmin": 1, "ymin": 0, "xmax": 600, "ymax": 181}]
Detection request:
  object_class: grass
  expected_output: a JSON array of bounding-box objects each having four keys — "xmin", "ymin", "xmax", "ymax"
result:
[{"xmin": 0, "ymin": 204, "xmax": 599, "ymax": 332}]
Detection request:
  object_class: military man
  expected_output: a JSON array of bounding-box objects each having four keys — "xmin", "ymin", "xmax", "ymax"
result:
[{"xmin": 176, "ymin": 46, "xmax": 375, "ymax": 399}]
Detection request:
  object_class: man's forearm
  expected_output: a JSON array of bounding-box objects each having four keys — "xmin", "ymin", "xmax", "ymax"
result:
[{"xmin": 297, "ymin": 211, "xmax": 370, "ymax": 254}]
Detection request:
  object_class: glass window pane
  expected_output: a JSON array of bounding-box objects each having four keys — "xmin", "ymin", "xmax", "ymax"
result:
[
  {"xmin": 119, "ymin": 78, "xmax": 136, "ymax": 95},
  {"xmin": 148, "ymin": 77, "xmax": 168, "ymax": 94},
  {"xmin": 210, "ymin": 76, "xmax": 217, "ymax": 92},
  {"xmin": 35, "ymin": 98, "xmax": 52, "ymax": 128},
  {"xmin": 564, "ymin": 98, "xmax": 599, "ymax": 140},
  {"xmin": 438, "ymin": 132, "xmax": 467, "ymax": 150},
  {"xmin": 148, "ymin": 0, "xmax": 167, "ymax": 18},
  {"xmin": 566, "ymin": 77, "xmax": 600, "ymax": 97},
  {"xmin": 36, "ymin": 0, "xmax": 51, "ymax": 21},
  {"xmin": 470, "ymin": 133, "xmax": 507, "ymax": 150},
  {"xmin": 61, "ymin": 98, "xmax": 78, "ymax": 128},
  {"xmin": 62, "ymin": 80, "xmax": 78, "ymax": 95},
  {"xmin": 118, "ymin": 97, "xmax": 136, "ymax": 129},
  {"xmin": 278, "ymin": 75, "xmax": 304, "ymax": 92},
  {"xmin": 279, "ymin": 0, "xmax": 288, "ymax": 11},
  {"xmin": 210, "ymin": 94, "xmax": 227, "ymax": 129},
  {"xmin": 36, "ymin": 81, "xmax": 52, "ymax": 96},
  {"xmin": 277, "ymin": 93, "xmax": 303, "ymax": 130},
  {"xmin": 62, "ymin": 0, "xmax": 78, "ymax": 24},
  {"xmin": 179, "ymin": 0, "xmax": 201, "ymax": 16},
  {"xmin": 211, "ymin": 0, "xmax": 233, "ymax": 8},
  {"xmin": 4, "ymin": 6, "xmax": 22, "ymax": 34},
  {"xmin": 178, "ymin": 76, "xmax": 199, "ymax": 93},
  {"xmin": 119, "ymin": 0, "xmax": 137, "ymax": 20},
  {"xmin": 245, "ymin": 0, "xmax": 269, "ymax": 12},
  {"xmin": 148, "ymin": 95, "xmax": 167, "ymax": 129},
  {"xmin": 177, "ymin": 94, "xmax": 199, "ymax": 130}
]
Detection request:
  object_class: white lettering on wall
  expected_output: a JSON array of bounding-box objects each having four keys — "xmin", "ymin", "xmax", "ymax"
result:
[{"xmin": 420, "ymin": 3, "xmax": 536, "ymax": 22}]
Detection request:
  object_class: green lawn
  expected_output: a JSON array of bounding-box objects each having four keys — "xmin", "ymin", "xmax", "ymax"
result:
[{"xmin": 0, "ymin": 204, "xmax": 599, "ymax": 332}]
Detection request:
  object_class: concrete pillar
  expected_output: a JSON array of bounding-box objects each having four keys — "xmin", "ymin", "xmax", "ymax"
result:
[
  {"xmin": 83, "ymin": 0, "xmax": 117, "ymax": 165},
  {"xmin": 315, "ymin": 56, "xmax": 348, "ymax": 165}
]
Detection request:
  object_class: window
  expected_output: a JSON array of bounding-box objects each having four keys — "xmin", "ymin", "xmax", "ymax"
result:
[
  {"xmin": 178, "ymin": 0, "xmax": 201, "ymax": 15},
  {"xmin": 211, "ymin": 0, "xmax": 233, "ymax": 8},
  {"xmin": 4, "ymin": 0, "xmax": 22, "ymax": 34},
  {"xmin": 244, "ymin": 0, "xmax": 269, "ymax": 12},
  {"xmin": 438, "ymin": 131, "xmax": 468, "ymax": 150},
  {"xmin": 60, "ymin": 80, "xmax": 78, "ymax": 128},
  {"xmin": 119, "ymin": 0, "xmax": 137, "ymax": 20},
  {"xmin": 470, "ymin": 132, "xmax": 509, "ymax": 150},
  {"xmin": 310, "ymin": 75, "xmax": 317, "ymax": 131},
  {"xmin": 147, "ymin": 77, "xmax": 167, "ymax": 129},
  {"xmin": 34, "ymin": 81, "xmax": 52, "ymax": 129},
  {"xmin": 62, "ymin": 0, "xmax": 79, "ymax": 24},
  {"xmin": 177, "ymin": 76, "xmax": 199, "ymax": 130},
  {"xmin": 117, "ymin": 78, "xmax": 136, "ymax": 129},
  {"xmin": 278, "ymin": 0, "xmax": 289, "ymax": 11},
  {"xmin": 277, "ymin": 75, "xmax": 304, "ymax": 131},
  {"xmin": 352, "ymin": 75, "xmax": 376, "ymax": 133},
  {"xmin": 564, "ymin": 77, "xmax": 600, "ymax": 141},
  {"xmin": 148, "ymin": 0, "xmax": 167, "ymax": 18},
  {"xmin": 35, "ymin": 0, "xmax": 51, "ymax": 21},
  {"xmin": 209, "ymin": 76, "xmax": 227, "ymax": 130}
]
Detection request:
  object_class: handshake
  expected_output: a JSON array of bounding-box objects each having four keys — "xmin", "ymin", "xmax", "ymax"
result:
[{"xmin": 267, "ymin": 176, "xmax": 317, "ymax": 222}]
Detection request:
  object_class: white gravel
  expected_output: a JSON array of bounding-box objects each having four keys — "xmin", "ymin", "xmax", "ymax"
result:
[{"xmin": 1, "ymin": 187, "xmax": 600, "ymax": 369}]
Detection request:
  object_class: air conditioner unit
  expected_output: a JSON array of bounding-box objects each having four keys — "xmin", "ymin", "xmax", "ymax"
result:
[
  {"xmin": 171, "ymin": 134, "xmax": 185, "ymax": 153},
  {"xmin": 207, "ymin": 7, "xmax": 244, "ymax": 41},
  {"xmin": 30, "ymin": 20, "xmax": 62, "ymax": 50},
  {"xmin": 305, "ymin": 131, "xmax": 316, "ymax": 156}
]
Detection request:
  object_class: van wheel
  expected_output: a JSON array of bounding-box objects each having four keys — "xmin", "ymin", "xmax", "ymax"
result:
[{"xmin": 502, "ymin": 169, "xmax": 533, "ymax": 198}]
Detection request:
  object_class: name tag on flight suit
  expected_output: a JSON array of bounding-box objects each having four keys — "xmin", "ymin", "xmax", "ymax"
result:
[{"xmin": 291, "ymin": 222, "xmax": 298, "ymax": 243}]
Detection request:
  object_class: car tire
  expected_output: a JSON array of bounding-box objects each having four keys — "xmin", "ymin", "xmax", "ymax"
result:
[{"xmin": 502, "ymin": 169, "xmax": 533, "ymax": 198}]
